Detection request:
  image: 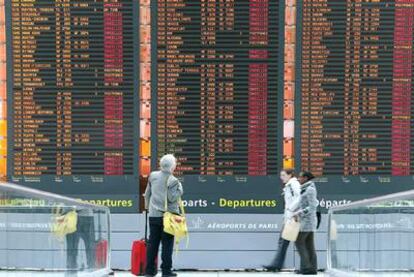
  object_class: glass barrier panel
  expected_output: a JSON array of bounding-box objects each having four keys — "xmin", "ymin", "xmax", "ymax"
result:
[
  {"xmin": 328, "ymin": 190, "xmax": 414, "ymax": 275},
  {"xmin": 0, "ymin": 182, "xmax": 111, "ymax": 276}
]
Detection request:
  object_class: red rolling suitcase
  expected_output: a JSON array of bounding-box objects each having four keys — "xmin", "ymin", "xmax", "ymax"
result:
[
  {"xmin": 131, "ymin": 239, "xmax": 147, "ymax": 275},
  {"xmin": 131, "ymin": 211, "xmax": 152, "ymax": 276}
]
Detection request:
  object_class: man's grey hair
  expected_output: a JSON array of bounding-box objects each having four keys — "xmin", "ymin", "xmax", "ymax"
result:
[{"xmin": 160, "ymin": 154, "xmax": 177, "ymax": 173}]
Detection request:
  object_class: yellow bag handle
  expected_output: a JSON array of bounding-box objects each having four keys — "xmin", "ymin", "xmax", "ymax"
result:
[
  {"xmin": 164, "ymin": 175, "xmax": 185, "ymax": 216},
  {"xmin": 178, "ymin": 197, "xmax": 185, "ymax": 217},
  {"xmin": 163, "ymin": 175, "xmax": 189, "ymax": 255},
  {"xmin": 164, "ymin": 175, "xmax": 170, "ymax": 212}
]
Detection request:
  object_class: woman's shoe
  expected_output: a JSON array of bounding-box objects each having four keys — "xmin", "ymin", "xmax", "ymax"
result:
[{"xmin": 263, "ymin": 265, "xmax": 281, "ymax": 272}]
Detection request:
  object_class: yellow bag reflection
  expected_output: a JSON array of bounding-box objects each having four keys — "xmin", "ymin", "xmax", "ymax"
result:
[{"xmin": 51, "ymin": 208, "xmax": 78, "ymax": 239}]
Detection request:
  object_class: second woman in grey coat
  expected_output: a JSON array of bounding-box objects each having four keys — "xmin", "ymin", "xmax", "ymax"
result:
[{"xmin": 295, "ymin": 171, "xmax": 319, "ymax": 275}]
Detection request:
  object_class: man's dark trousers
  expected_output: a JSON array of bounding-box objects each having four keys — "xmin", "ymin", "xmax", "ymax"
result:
[{"xmin": 145, "ymin": 217, "xmax": 174, "ymax": 275}]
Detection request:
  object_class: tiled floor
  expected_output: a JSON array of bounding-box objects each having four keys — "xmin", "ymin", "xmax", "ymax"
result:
[
  {"xmin": 118, "ymin": 272, "xmax": 408, "ymax": 277},
  {"xmin": 114, "ymin": 272, "xmax": 414, "ymax": 277},
  {"xmin": 115, "ymin": 273, "xmax": 324, "ymax": 277},
  {"xmin": 0, "ymin": 272, "xmax": 323, "ymax": 277},
  {"xmin": 0, "ymin": 271, "xmax": 413, "ymax": 277}
]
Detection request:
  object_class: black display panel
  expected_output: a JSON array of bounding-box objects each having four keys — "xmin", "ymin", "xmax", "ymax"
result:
[
  {"xmin": 297, "ymin": 0, "xmax": 414, "ymax": 198},
  {"xmin": 6, "ymin": 0, "xmax": 139, "ymax": 212},
  {"xmin": 153, "ymin": 0, "xmax": 284, "ymax": 213}
]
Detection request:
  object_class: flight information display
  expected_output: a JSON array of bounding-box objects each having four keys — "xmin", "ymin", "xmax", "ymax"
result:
[
  {"xmin": 153, "ymin": 0, "xmax": 284, "ymax": 212},
  {"xmin": 6, "ymin": 0, "xmax": 139, "ymax": 212},
  {"xmin": 298, "ymin": 0, "xmax": 414, "ymax": 193},
  {"xmin": 7, "ymin": 0, "xmax": 414, "ymax": 214}
]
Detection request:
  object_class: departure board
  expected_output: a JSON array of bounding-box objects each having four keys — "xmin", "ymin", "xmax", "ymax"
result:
[
  {"xmin": 155, "ymin": 0, "xmax": 281, "ymax": 175},
  {"xmin": 6, "ymin": 0, "xmax": 139, "ymax": 212},
  {"xmin": 298, "ymin": 0, "xmax": 414, "ymax": 191},
  {"xmin": 152, "ymin": 0, "xmax": 283, "ymax": 213}
]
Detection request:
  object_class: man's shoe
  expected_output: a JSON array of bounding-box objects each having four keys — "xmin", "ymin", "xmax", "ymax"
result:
[
  {"xmin": 263, "ymin": 265, "xmax": 281, "ymax": 272},
  {"xmin": 162, "ymin": 273, "xmax": 178, "ymax": 277},
  {"xmin": 301, "ymin": 271, "xmax": 317, "ymax": 275}
]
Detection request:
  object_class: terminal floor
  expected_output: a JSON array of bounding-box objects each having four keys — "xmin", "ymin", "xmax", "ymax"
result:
[
  {"xmin": 0, "ymin": 271, "xmax": 413, "ymax": 276},
  {"xmin": 115, "ymin": 272, "xmax": 413, "ymax": 276}
]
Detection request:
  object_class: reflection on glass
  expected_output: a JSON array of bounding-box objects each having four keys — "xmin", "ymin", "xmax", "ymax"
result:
[
  {"xmin": 328, "ymin": 192, "xmax": 414, "ymax": 273},
  {"xmin": 0, "ymin": 182, "xmax": 111, "ymax": 275}
]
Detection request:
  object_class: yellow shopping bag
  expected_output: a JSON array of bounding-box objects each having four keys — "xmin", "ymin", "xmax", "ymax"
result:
[
  {"xmin": 163, "ymin": 177, "xmax": 188, "ymax": 250},
  {"xmin": 163, "ymin": 200, "xmax": 188, "ymax": 241}
]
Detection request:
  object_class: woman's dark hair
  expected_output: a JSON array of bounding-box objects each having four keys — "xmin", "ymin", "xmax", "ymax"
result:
[
  {"xmin": 281, "ymin": 168, "xmax": 295, "ymax": 177},
  {"xmin": 299, "ymin": 171, "xmax": 315, "ymax": 181}
]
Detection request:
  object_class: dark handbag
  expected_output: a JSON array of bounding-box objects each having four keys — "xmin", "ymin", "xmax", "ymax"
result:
[{"xmin": 316, "ymin": 210, "xmax": 322, "ymax": 229}]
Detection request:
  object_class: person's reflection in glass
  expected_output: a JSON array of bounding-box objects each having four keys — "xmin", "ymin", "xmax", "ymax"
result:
[{"xmin": 66, "ymin": 208, "xmax": 96, "ymax": 275}]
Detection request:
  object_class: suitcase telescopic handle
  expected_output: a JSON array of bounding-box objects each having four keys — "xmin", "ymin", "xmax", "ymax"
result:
[{"xmin": 144, "ymin": 210, "xmax": 148, "ymax": 241}]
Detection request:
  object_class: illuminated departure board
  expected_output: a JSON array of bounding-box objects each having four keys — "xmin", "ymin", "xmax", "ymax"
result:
[
  {"xmin": 151, "ymin": 0, "xmax": 284, "ymax": 213},
  {"xmin": 7, "ymin": 0, "xmax": 414, "ymax": 214},
  {"xmin": 298, "ymin": 0, "xmax": 414, "ymax": 189},
  {"xmin": 6, "ymin": 0, "xmax": 139, "ymax": 212},
  {"xmin": 155, "ymin": 0, "xmax": 282, "ymax": 176}
]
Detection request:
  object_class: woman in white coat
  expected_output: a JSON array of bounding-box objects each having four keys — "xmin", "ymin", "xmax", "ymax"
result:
[{"xmin": 264, "ymin": 169, "xmax": 301, "ymax": 272}]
